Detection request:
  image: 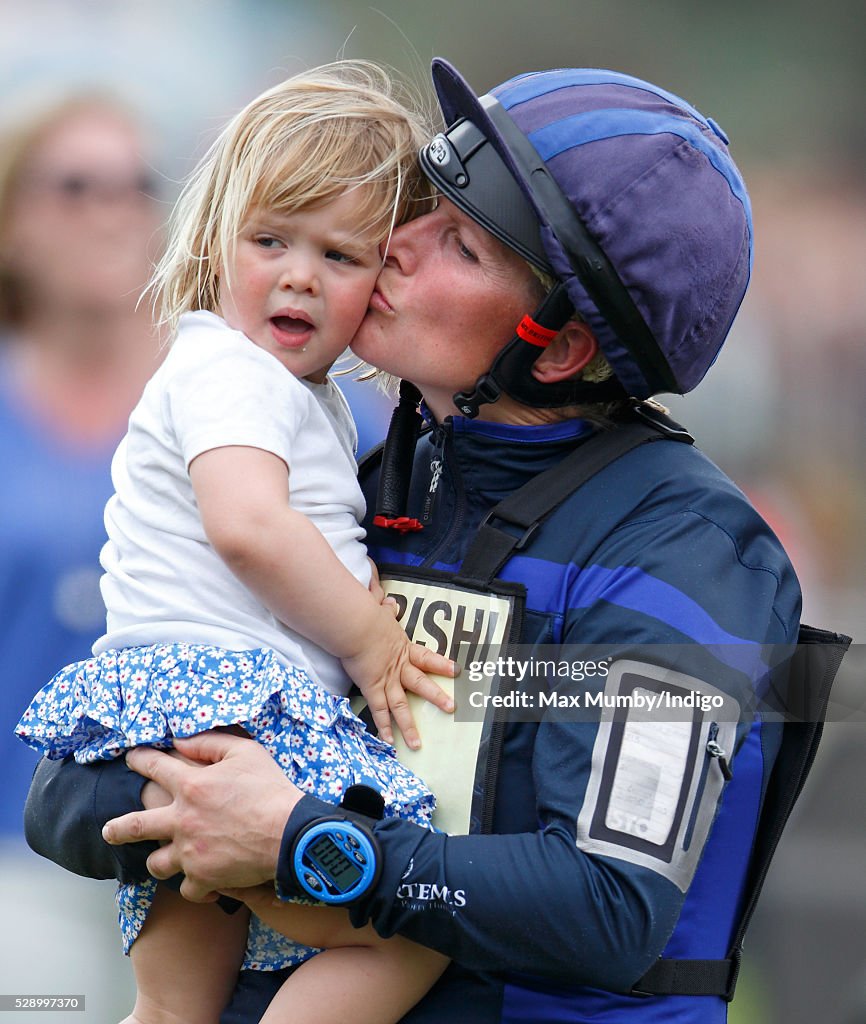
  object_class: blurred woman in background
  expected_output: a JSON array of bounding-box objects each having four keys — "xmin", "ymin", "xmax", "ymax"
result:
[{"xmin": 0, "ymin": 91, "xmax": 164, "ymax": 1014}]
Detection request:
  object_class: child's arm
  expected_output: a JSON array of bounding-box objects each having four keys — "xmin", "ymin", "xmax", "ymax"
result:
[{"xmin": 189, "ymin": 445, "xmax": 454, "ymax": 748}]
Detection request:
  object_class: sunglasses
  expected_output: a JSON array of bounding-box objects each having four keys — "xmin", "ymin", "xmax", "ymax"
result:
[{"xmin": 25, "ymin": 170, "xmax": 160, "ymax": 203}]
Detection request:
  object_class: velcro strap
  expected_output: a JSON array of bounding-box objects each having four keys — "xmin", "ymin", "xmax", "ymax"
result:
[{"xmin": 631, "ymin": 954, "xmax": 740, "ymax": 1001}]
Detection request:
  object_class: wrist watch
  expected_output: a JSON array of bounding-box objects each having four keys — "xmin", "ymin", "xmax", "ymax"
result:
[{"xmin": 290, "ymin": 785, "xmax": 384, "ymax": 904}]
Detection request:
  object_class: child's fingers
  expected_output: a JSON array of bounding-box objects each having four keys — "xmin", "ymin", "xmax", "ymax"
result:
[
  {"xmin": 407, "ymin": 644, "xmax": 459, "ymax": 679},
  {"xmin": 365, "ymin": 690, "xmax": 395, "ymax": 747},
  {"xmin": 400, "ymin": 664, "xmax": 455, "ymax": 714},
  {"xmin": 384, "ymin": 679, "xmax": 420, "ymax": 750}
]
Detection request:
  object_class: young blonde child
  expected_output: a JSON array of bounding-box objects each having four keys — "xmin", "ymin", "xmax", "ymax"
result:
[{"xmin": 17, "ymin": 62, "xmax": 453, "ymax": 1024}]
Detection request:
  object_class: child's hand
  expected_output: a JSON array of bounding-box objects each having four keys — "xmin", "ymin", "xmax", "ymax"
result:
[{"xmin": 341, "ymin": 606, "xmax": 456, "ymax": 750}]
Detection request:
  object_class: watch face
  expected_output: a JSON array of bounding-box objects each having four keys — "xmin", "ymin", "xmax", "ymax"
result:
[
  {"xmin": 294, "ymin": 820, "xmax": 378, "ymax": 904},
  {"xmin": 307, "ymin": 834, "xmax": 363, "ymax": 892}
]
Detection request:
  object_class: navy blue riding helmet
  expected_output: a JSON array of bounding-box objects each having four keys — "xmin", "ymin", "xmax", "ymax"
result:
[
  {"xmin": 418, "ymin": 59, "xmax": 754, "ymax": 415},
  {"xmin": 373, "ymin": 60, "xmax": 754, "ymax": 528}
]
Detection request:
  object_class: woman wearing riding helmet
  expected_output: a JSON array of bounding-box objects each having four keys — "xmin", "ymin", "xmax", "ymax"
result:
[{"xmin": 27, "ymin": 58, "xmax": 837, "ymax": 1024}]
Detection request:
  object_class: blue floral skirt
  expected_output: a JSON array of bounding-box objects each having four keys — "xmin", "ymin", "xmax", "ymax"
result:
[{"xmin": 16, "ymin": 643, "xmax": 436, "ymax": 970}]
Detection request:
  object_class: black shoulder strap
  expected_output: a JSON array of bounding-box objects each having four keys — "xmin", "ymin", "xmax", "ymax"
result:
[{"xmin": 453, "ymin": 404, "xmax": 692, "ymax": 588}]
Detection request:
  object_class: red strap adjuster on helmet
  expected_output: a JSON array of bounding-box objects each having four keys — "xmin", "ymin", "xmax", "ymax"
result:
[
  {"xmin": 516, "ymin": 315, "xmax": 558, "ymax": 347},
  {"xmin": 372, "ymin": 515, "xmax": 424, "ymax": 534}
]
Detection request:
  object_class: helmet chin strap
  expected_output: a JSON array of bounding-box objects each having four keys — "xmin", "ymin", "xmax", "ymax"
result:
[
  {"xmin": 372, "ymin": 285, "xmax": 629, "ymax": 534},
  {"xmin": 452, "ymin": 283, "xmax": 627, "ymax": 418}
]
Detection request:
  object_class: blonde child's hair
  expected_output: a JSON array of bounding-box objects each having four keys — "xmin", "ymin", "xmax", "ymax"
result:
[{"xmin": 150, "ymin": 60, "xmax": 433, "ymax": 330}]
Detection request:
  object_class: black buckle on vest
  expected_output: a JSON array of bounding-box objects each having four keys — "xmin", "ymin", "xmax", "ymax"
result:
[{"xmin": 478, "ymin": 509, "xmax": 539, "ymax": 551}]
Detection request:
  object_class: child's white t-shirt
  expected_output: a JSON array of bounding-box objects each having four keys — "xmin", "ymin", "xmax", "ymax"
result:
[{"xmin": 93, "ymin": 310, "xmax": 371, "ymax": 697}]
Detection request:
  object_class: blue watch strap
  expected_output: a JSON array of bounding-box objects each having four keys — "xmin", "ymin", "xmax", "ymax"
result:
[
  {"xmin": 276, "ymin": 787, "xmax": 385, "ymax": 905},
  {"xmin": 276, "ymin": 795, "xmax": 333, "ymax": 900}
]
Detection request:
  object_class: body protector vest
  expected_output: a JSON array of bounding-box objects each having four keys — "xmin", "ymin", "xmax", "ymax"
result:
[{"xmin": 357, "ymin": 401, "xmax": 850, "ymax": 1005}]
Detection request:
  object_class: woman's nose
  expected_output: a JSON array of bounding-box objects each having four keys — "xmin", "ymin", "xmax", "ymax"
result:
[{"xmin": 380, "ymin": 212, "xmax": 434, "ymax": 275}]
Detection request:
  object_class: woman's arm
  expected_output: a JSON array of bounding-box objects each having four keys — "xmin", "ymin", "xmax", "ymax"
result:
[
  {"xmin": 24, "ymin": 755, "xmax": 154, "ymax": 883},
  {"xmin": 99, "ymin": 732, "xmax": 680, "ymax": 992}
]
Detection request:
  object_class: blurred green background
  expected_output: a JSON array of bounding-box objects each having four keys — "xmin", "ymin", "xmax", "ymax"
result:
[{"xmin": 1, "ymin": 1, "xmax": 863, "ymax": 1020}]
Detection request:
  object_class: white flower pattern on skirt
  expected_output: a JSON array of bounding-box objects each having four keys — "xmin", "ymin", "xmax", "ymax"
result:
[{"xmin": 16, "ymin": 644, "xmax": 436, "ymax": 971}]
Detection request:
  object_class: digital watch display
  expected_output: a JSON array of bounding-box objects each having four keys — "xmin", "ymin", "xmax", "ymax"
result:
[{"xmin": 291, "ymin": 818, "xmax": 380, "ymax": 904}]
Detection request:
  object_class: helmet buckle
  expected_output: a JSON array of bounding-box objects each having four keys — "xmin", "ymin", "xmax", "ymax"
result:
[{"xmin": 453, "ymin": 374, "xmax": 501, "ymax": 419}]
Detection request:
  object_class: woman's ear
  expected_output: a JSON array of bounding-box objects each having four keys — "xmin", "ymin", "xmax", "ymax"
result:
[{"xmin": 531, "ymin": 320, "xmax": 599, "ymax": 384}]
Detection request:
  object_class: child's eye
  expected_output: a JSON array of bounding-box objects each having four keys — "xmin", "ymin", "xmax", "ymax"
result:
[
  {"xmin": 255, "ymin": 235, "xmax": 283, "ymax": 249},
  {"xmin": 325, "ymin": 250, "xmax": 357, "ymax": 265}
]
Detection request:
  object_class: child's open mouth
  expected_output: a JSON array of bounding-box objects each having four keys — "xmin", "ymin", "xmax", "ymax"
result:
[{"xmin": 270, "ymin": 314, "xmax": 314, "ymax": 348}]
